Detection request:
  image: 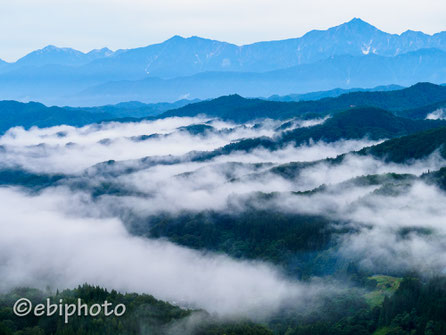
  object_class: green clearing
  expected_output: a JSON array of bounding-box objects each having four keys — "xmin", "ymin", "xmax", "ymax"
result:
[{"xmin": 365, "ymin": 275, "xmax": 403, "ymax": 307}]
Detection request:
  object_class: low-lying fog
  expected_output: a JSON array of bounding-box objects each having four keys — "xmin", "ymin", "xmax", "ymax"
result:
[{"xmin": 1, "ymin": 116, "xmax": 445, "ymax": 318}]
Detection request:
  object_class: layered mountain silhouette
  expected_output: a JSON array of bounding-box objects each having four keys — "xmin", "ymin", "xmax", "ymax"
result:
[
  {"xmin": 78, "ymin": 49, "xmax": 446, "ymax": 104},
  {"xmin": 4, "ymin": 18, "xmax": 446, "ymax": 75},
  {"xmin": 159, "ymin": 83, "xmax": 446, "ymax": 122},
  {"xmin": 2, "ymin": 82, "xmax": 445, "ymax": 135},
  {"xmin": 0, "ymin": 18, "xmax": 445, "ymax": 105},
  {"xmin": 13, "ymin": 46, "xmax": 115, "ymax": 68},
  {"xmin": 202, "ymin": 107, "xmax": 446, "ymax": 157},
  {"xmin": 0, "ymin": 99, "xmax": 193, "ymax": 133}
]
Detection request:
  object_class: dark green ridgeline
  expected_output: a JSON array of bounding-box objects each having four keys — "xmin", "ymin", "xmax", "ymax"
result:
[
  {"xmin": 145, "ymin": 211, "xmax": 336, "ymax": 277},
  {"xmin": 160, "ymin": 83, "xmax": 446, "ymax": 122},
  {"xmin": 124, "ymin": 125, "xmax": 446, "ymax": 280},
  {"xmin": 0, "ymin": 101, "xmax": 111, "ymax": 134},
  {"xmin": 0, "ymin": 99, "xmax": 192, "ymax": 134},
  {"xmin": 359, "ymin": 127, "xmax": 446, "ymax": 163},
  {"xmin": 1, "ymin": 83, "xmax": 446, "ymax": 134},
  {"xmin": 271, "ymin": 126, "xmax": 446, "ymax": 181},
  {"xmin": 283, "ymin": 277, "xmax": 446, "ymax": 335},
  {"xmin": 0, "ymin": 285, "xmax": 272, "ymax": 335},
  {"xmin": 204, "ymin": 107, "xmax": 446, "ymax": 158},
  {"xmin": 1, "ymin": 278, "xmax": 445, "ymax": 335}
]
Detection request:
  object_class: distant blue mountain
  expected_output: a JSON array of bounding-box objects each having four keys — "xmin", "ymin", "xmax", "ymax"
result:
[
  {"xmin": 12, "ymin": 46, "xmax": 115, "ymax": 68},
  {"xmin": 1, "ymin": 83, "xmax": 445, "ymax": 134},
  {"xmin": 157, "ymin": 82, "xmax": 446, "ymax": 122},
  {"xmin": 0, "ymin": 18, "xmax": 445, "ymax": 105},
  {"xmin": 5, "ymin": 18, "xmax": 446, "ymax": 77},
  {"xmin": 76, "ymin": 48, "xmax": 446, "ymax": 105},
  {"xmin": 0, "ymin": 98, "xmax": 197, "ymax": 133},
  {"xmin": 0, "ymin": 58, "xmax": 9, "ymax": 71},
  {"xmin": 268, "ymin": 85, "xmax": 404, "ymax": 102}
]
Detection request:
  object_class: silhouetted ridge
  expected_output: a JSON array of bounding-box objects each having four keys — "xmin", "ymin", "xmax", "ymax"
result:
[
  {"xmin": 159, "ymin": 83, "xmax": 446, "ymax": 122},
  {"xmin": 359, "ymin": 127, "xmax": 446, "ymax": 162},
  {"xmin": 204, "ymin": 108, "xmax": 446, "ymax": 157}
]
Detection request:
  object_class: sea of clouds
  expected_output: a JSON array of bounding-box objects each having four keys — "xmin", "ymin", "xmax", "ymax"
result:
[{"xmin": 0, "ymin": 116, "xmax": 445, "ymax": 318}]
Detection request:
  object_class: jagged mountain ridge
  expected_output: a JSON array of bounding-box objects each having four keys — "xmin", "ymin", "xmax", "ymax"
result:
[
  {"xmin": 0, "ymin": 18, "xmax": 445, "ymax": 105},
  {"xmin": 2, "ymin": 18, "xmax": 446, "ymax": 78}
]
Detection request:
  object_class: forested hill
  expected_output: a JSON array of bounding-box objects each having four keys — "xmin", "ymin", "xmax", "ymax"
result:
[
  {"xmin": 267, "ymin": 126, "xmax": 446, "ymax": 183},
  {"xmin": 359, "ymin": 126, "xmax": 446, "ymax": 163},
  {"xmin": 0, "ymin": 101, "xmax": 112, "ymax": 133},
  {"xmin": 159, "ymin": 83, "xmax": 446, "ymax": 122},
  {"xmin": 0, "ymin": 82, "xmax": 445, "ymax": 135},
  {"xmin": 201, "ymin": 108, "xmax": 446, "ymax": 157},
  {"xmin": 0, "ymin": 99, "xmax": 192, "ymax": 134},
  {"xmin": 1, "ymin": 278, "xmax": 445, "ymax": 335},
  {"xmin": 0, "ymin": 284, "xmax": 273, "ymax": 335}
]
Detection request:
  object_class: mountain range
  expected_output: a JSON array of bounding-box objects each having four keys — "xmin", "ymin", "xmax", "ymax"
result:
[
  {"xmin": 159, "ymin": 82, "xmax": 446, "ymax": 122},
  {"xmin": 1, "ymin": 82, "xmax": 445, "ymax": 134},
  {"xmin": 3, "ymin": 18, "xmax": 446, "ymax": 75},
  {"xmin": 0, "ymin": 99, "xmax": 194, "ymax": 133},
  {"xmin": 78, "ymin": 49, "xmax": 446, "ymax": 104},
  {"xmin": 0, "ymin": 18, "xmax": 445, "ymax": 105}
]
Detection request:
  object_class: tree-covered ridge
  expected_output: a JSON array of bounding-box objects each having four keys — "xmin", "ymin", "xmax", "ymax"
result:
[
  {"xmin": 1, "ymin": 277, "xmax": 445, "ymax": 335},
  {"xmin": 422, "ymin": 167, "xmax": 446, "ymax": 190},
  {"xmin": 204, "ymin": 108, "xmax": 446, "ymax": 157},
  {"xmin": 358, "ymin": 127, "xmax": 446, "ymax": 163},
  {"xmin": 160, "ymin": 83, "xmax": 446, "ymax": 122},
  {"xmin": 268, "ymin": 85, "xmax": 404, "ymax": 103},
  {"xmin": 0, "ymin": 168, "xmax": 64, "ymax": 190},
  {"xmin": 124, "ymin": 171, "xmax": 424, "ymax": 278},
  {"xmin": 394, "ymin": 100, "xmax": 446, "ymax": 120},
  {"xmin": 0, "ymin": 101, "xmax": 111, "ymax": 134},
  {"xmin": 0, "ymin": 99, "xmax": 199, "ymax": 134},
  {"xmin": 144, "ymin": 211, "xmax": 337, "ymax": 276},
  {"xmin": 0, "ymin": 83, "xmax": 445, "ymax": 134},
  {"xmin": 285, "ymin": 277, "xmax": 446, "ymax": 335},
  {"xmin": 0, "ymin": 285, "xmax": 273, "ymax": 335},
  {"xmin": 268, "ymin": 126, "xmax": 446, "ymax": 181},
  {"xmin": 280, "ymin": 108, "xmax": 445, "ymax": 143}
]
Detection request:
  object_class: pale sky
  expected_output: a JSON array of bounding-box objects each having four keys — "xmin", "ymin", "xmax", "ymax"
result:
[{"xmin": 1, "ymin": 0, "xmax": 446, "ymax": 62}]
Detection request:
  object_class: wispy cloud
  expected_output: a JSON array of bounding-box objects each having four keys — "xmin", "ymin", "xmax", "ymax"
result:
[{"xmin": 1, "ymin": 116, "xmax": 446, "ymax": 318}]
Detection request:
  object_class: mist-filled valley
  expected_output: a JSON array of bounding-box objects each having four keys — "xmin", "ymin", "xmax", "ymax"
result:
[
  {"xmin": 1, "ymin": 82, "xmax": 446, "ymax": 334},
  {"xmin": 2, "ymin": 1, "xmax": 446, "ymax": 332}
]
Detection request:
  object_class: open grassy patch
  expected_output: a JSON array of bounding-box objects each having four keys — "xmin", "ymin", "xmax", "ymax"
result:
[{"xmin": 365, "ymin": 275, "xmax": 402, "ymax": 307}]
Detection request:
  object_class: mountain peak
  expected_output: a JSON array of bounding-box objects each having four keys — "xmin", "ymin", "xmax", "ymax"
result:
[
  {"xmin": 338, "ymin": 17, "xmax": 379, "ymax": 32},
  {"xmin": 89, "ymin": 47, "xmax": 112, "ymax": 52},
  {"xmin": 40, "ymin": 45, "xmax": 79, "ymax": 53},
  {"xmin": 401, "ymin": 29, "xmax": 427, "ymax": 37},
  {"xmin": 41, "ymin": 45, "xmax": 58, "ymax": 50},
  {"xmin": 166, "ymin": 35, "xmax": 186, "ymax": 42},
  {"xmin": 87, "ymin": 47, "xmax": 114, "ymax": 57},
  {"xmin": 405, "ymin": 82, "xmax": 446, "ymax": 93},
  {"xmin": 348, "ymin": 17, "xmax": 366, "ymax": 24},
  {"xmin": 16, "ymin": 45, "xmax": 86, "ymax": 66}
]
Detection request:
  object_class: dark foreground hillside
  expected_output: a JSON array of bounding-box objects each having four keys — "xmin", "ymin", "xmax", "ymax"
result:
[
  {"xmin": 1, "ymin": 278, "xmax": 445, "ymax": 335},
  {"xmin": 0, "ymin": 285, "xmax": 272, "ymax": 335}
]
